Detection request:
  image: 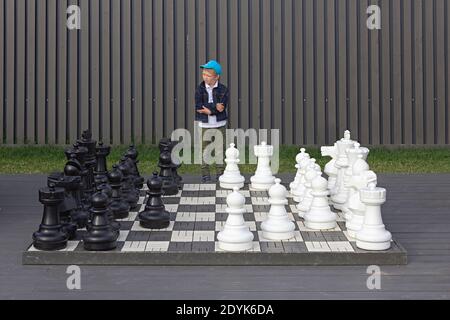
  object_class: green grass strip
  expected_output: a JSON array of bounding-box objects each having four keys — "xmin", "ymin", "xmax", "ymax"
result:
[{"xmin": 1, "ymin": 145, "xmax": 449, "ymax": 174}]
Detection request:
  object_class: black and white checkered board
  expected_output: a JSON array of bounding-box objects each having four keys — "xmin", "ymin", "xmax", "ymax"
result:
[{"xmin": 23, "ymin": 183, "xmax": 407, "ymax": 265}]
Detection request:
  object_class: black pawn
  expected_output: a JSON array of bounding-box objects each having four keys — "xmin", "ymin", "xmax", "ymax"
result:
[
  {"xmin": 32, "ymin": 184, "xmax": 68, "ymax": 251},
  {"xmin": 158, "ymin": 145, "xmax": 179, "ymax": 195},
  {"xmin": 96, "ymin": 184, "xmax": 121, "ymax": 236},
  {"xmin": 83, "ymin": 192, "xmax": 118, "ymax": 251},
  {"xmin": 138, "ymin": 172, "xmax": 170, "ymax": 229},
  {"xmin": 159, "ymin": 138, "xmax": 183, "ymax": 188},
  {"xmin": 108, "ymin": 166, "xmax": 130, "ymax": 219}
]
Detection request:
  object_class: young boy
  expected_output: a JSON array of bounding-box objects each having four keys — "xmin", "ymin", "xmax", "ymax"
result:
[{"xmin": 195, "ymin": 60, "xmax": 229, "ymax": 182}]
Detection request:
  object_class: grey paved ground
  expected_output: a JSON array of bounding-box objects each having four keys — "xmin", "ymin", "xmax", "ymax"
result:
[{"xmin": 1, "ymin": 173, "xmax": 450, "ymax": 299}]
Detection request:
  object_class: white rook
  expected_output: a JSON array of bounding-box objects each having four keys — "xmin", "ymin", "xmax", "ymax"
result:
[
  {"xmin": 250, "ymin": 141, "xmax": 276, "ymax": 191},
  {"xmin": 356, "ymin": 183, "xmax": 392, "ymax": 251}
]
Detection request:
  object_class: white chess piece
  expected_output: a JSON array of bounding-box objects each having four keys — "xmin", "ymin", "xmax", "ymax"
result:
[
  {"xmin": 261, "ymin": 178, "xmax": 295, "ymax": 240},
  {"xmin": 250, "ymin": 141, "xmax": 276, "ymax": 190},
  {"xmin": 219, "ymin": 143, "xmax": 245, "ymax": 189},
  {"xmin": 331, "ymin": 130, "xmax": 355, "ymax": 210},
  {"xmin": 304, "ymin": 176, "xmax": 337, "ymax": 230},
  {"xmin": 346, "ymin": 155, "xmax": 377, "ymax": 238},
  {"xmin": 341, "ymin": 143, "xmax": 369, "ymax": 219},
  {"xmin": 218, "ymin": 187, "xmax": 254, "ymax": 251},
  {"xmin": 296, "ymin": 169, "xmax": 320, "ymax": 218},
  {"xmin": 356, "ymin": 183, "xmax": 392, "ymax": 251},
  {"xmin": 321, "ymin": 143, "xmax": 338, "ymax": 193},
  {"xmin": 291, "ymin": 158, "xmax": 317, "ymax": 202},
  {"xmin": 289, "ymin": 148, "xmax": 310, "ymax": 191}
]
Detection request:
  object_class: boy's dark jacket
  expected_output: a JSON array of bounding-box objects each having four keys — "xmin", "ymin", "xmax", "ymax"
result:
[{"xmin": 195, "ymin": 81, "xmax": 229, "ymax": 123}]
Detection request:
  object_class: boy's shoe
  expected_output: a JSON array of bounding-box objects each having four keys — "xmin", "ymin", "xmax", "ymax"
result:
[{"xmin": 201, "ymin": 175, "xmax": 212, "ymax": 183}]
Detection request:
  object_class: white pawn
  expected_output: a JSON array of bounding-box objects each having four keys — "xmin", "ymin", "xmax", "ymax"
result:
[
  {"xmin": 341, "ymin": 142, "xmax": 369, "ymax": 219},
  {"xmin": 346, "ymin": 155, "xmax": 377, "ymax": 238},
  {"xmin": 261, "ymin": 178, "xmax": 295, "ymax": 240},
  {"xmin": 219, "ymin": 143, "xmax": 245, "ymax": 189},
  {"xmin": 356, "ymin": 183, "xmax": 392, "ymax": 251},
  {"xmin": 291, "ymin": 158, "xmax": 317, "ymax": 202},
  {"xmin": 304, "ymin": 176, "xmax": 337, "ymax": 230},
  {"xmin": 250, "ymin": 141, "xmax": 276, "ymax": 190},
  {"xmin": 321, "ymin": 143, "xmax": 338, "ymax": 193},
  {"xmin": 218, "ymin": 187, "xmax": 254, "ymax": 251},
  {"xmin": 296, "ymin": 169, "xmax": 320, "ymax": 218},
  {"xmin": 289, "ymin": 148, "xmax": 310, "ymax": 191}
]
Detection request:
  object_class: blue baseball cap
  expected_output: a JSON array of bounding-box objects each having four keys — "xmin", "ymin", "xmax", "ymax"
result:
[{"xmin": 200, "ymin": 60, "xmax": 222, "ymax": 75}]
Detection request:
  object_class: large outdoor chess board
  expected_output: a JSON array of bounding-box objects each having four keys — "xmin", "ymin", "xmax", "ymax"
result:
[{"xmin": 23, "ymin": 183, "xmax": 407, "ymax": 265}]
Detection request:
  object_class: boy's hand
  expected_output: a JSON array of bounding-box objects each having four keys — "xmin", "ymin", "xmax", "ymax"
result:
[
  {"xmin": 216, "ymin": 103, "xmax": 225, "ymax": 112},
  {"xmin": 197, "ymin": 106, "xmax": 212, "ymax": 115}
]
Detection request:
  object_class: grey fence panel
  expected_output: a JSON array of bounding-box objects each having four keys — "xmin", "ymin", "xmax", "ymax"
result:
[
  {"xmin": 0, "ymin": 0, "xmax": 3, "ymax": 143},
  {"xmin": 1, "ymin": 0, "xmax": 450, "ymax": 146}
]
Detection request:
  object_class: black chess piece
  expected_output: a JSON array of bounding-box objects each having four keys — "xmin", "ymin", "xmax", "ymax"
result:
[
  {"xmin": 159, "ymin": 138, "xmax": 183, "ymax": 188},
  {"xmin": 32, "ymin": 184, "xmax": 68, "ymax": 251},
  {"xmin": 125, "ymin": 145, "xmax": 145, "ymax": 189},
  {"xmin": 77, "ymin": 130, "xmax": 97, "ymax": 195},
  {"xmin": 120, "ymin": 155, "xmax": 141, "ymax": 189},
  {"xmin": 94, "ymin": 141, "xmax": 110, "ymax": 186},
  {"xmin": 46, "ymin": 160, "xmax": 79, "ymax": 238},
  {"xmin": 64, "ymin": 154, "xmax": 90, "ymax": 228},
  {"xmin": 83, "ymin": 192, "xmax": 118, "ymax": 251},
  {"xmin": 108, "ymin": 166, "xmax": 130, "ymax": 219},
  {"xmin": 96, "ymin": 184, "xmax": 120, "ymax": 236},
  {"xmin": 138, "ymin": 172, "xmax": 170, "ymax": 229},
  {"xmin": 118, "ymin": 159, "xmax": 140, "ymax": 209},
  {"xmin": 170, "ymin": 140, "xmax": 183, "ymax": 189},
  {"xmin": 65, "ymin": 143, "xmax": 91, "ymax": 207},
  {"xmin": 96, "ymin": 174, "xmax": 113, "ymax": 197},
  {"xmin": 47, "ymin": 176, "xmax": 78, "ymax": 240},
  {"xmin": 158, "ymin": 145, "xmax": 179, "ymax": 195}
]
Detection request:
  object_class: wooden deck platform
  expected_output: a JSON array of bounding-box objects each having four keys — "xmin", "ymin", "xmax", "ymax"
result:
[{"xmin": 1, "ymin": 174, "xmax": 449, "ymax": 299}]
